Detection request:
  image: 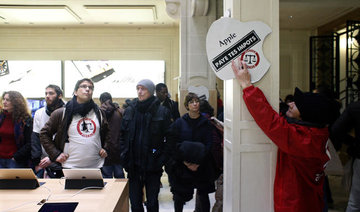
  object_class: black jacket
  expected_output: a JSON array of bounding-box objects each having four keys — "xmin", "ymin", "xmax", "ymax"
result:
[
  {"xmin": 167, "ymin": 113, "xmax": 216, "ymax": 186},
  {"xmin": 100, "ymin": 100, "xmax": 123, "ymax": 165},
  {"xmin": 161, "ymin": 98, "xmax": 180, "ymax": 122},
  {"xmin": 331, "ymin": 101, "xmax": 360, "ymax": 158},
  {"xmin": 119, "ymin": 97, "xmax": 174, "ymax": 174}
]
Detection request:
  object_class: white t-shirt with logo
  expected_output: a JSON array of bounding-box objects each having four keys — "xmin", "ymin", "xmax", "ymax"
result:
[{"xmin": 62, "ymin": 109, "xmax": 104, "ymax": 169}]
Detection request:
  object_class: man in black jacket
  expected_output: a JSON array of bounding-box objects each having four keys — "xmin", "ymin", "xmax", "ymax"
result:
[
  {"xmin": 155, "ymin": 83, "xmax": 180, "ymax": 122},
  {"xmin": 120, "ymin": 79, "xmax": 174, "ymax": 212}
]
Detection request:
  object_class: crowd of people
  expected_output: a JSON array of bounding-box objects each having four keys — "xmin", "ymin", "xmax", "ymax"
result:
[
  {"xmin": 0, "ymin": 78, "xmax": 224, "ymax": 212},
  {"xmin": 1, "ymin": 60, "xmax": 360, "ymax": 211}
]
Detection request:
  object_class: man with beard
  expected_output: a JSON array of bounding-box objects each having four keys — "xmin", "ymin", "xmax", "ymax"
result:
[
  {"xmin": 31, "ymin": 84, "xmax": 65, "ymax": 178},
  {"xmin": 40, "ymin": 78, "xmax": 109, "ymax": 170}
]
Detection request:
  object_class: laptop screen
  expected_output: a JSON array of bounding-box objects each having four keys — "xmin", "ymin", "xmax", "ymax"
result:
[
  {"xmin": 0, "ymin": 168, "xmax": 38, "ymax": 180},
  {"xmin": 62, "ymin": 169, "xmax": 103, "ymax": 180}
]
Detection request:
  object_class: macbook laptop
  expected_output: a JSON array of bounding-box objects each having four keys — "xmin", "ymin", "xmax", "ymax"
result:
[
  {"xmin": 62, "ymin": 169, "xmax": 104, "ymax": 189},
  {"xmin": 62, "ymin": 168, "xmax": 103, "ymax": 180},
  {"xmin": 0, "ymin": 168, "xmax": 40, "ymax": 189}
]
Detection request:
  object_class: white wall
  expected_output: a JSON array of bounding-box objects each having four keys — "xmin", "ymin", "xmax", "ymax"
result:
[
  {"xmin": 280, "ymin": 29, "xmax": 316, "ymax": 99},
  {"xmin": 0, "ymin": 26, "xmax": 179, "ymax": 100}
]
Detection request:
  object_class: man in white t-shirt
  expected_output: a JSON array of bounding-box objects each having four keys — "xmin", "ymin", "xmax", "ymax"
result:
[
  {"xmin": 31, "ymin": 84, "xmax": 65, "ymax": 178},
  {"xmin": 40, "ymin": 78, "xmax": 110, "ymax": 169}
]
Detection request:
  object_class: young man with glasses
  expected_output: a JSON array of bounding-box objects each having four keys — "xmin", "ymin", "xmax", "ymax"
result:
[{"xmin": 40, "ymin": 78, "xmax": 110, "ymax": 169}]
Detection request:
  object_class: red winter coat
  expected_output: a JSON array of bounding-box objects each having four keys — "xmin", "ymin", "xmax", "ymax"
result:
[{"xmin": 243, "ymin": 86, "xmax": 329, "ymax": 212}]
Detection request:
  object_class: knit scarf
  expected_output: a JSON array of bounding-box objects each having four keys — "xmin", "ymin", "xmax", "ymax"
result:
[
  {"xmin": 63, "ymin": 96, "xmax": 98, "ymax": 132},
  {"xmin": 136, "ymin": 95, "xmax": 155, "ymax": 113},
  {"xmin": 46, "ymin": 99, "xmax": 65, "ymax": 116}
]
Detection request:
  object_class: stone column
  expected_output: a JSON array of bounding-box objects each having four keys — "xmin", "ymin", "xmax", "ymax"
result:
[
  {"xmin": 166, "ymin": 0, "xmax": 218, "ymax": 115},
  {"xmin": 222, "ymin": 0, "xmax": 279, "ymax": 211}
]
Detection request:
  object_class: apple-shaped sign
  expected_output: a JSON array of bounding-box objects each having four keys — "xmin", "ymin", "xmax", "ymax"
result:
[
  {"xmin": 206, "ymin": 17, "xmax": 271, "ymax": 82},
  {"xmin": 188, "ymin": 85, "xmax": 209, "ymax": 101}
]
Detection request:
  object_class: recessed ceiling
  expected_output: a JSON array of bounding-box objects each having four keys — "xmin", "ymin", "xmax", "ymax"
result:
[
  {"xmin": 0, "ymin": 5, "xmax": 80, "ymax": 24},
  {"xmin": 280, "ymin": 0, "xmax": 360, "ymax": 30},
  {"xmin": 84, "ymin": 5, "xmax": 157, "ymax": 23},
  {"xmin": 0, "ymin": 0, "xmax": 177, "ymax": 27}
]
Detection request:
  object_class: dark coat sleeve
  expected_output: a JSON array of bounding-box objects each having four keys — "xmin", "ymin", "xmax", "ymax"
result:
[
  {"xmin": 331, "ymin": 104, "xmax": 358, "ymax": 152},
  {"xmin": 31, "ymin": 132, "xmax": 42, "ymax": 165},
  {"xmin": 13, "ymin": 118, "xmax": 33, "ymax": 163},
  {"xmin": 162, "ymin": 107, "xmax": 177, "ymax": 164},
  {"xmin": 119, "ymin": 107, "xmax": 133, "ymax": 169},
  {"xmin": 99, "ymin": 109, "xmax": 111, "ymax": 152},
  {"xmin": 172, "ymin": 101, "xmax": 181, "ymax": 121},
  {"xmin": 40, "ymin": 109, "xmax": 63, "ymax": 162}
]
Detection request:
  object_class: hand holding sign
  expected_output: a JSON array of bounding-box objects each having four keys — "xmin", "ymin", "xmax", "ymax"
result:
[
  {"xmin": 231, "ymin": 58, "xmax": 252, "ymax": 89},
  {"xmin": 206, "ymin": 17, "xmax": 271, "ymax": 82}
]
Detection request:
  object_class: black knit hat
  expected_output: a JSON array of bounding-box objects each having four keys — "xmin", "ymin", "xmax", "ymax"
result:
[{"xmin": 293, "ymin": 87, "xmax": 331, "ymax": 125}]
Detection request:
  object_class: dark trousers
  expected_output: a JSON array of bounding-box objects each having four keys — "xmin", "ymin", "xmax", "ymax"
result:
[
  {"xmin": 174, "ymin": 191, "xmax": 210, "ymax": 212},
  {"xmin": 101, "ymin": 164, "xmax": 125, "ymax": 178},
  {"xmin": 128, "ymin": 169, "xmax": 163, "ymax": 212},
  {"xmin": 0, "ymin": 158, "xmax": 26, "ymax": 168}
]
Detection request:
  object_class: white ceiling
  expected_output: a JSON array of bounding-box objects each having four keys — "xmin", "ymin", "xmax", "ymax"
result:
[
  {"xmin": 280, "ymin": 0, "xmax": 360, "ymax": 30},
  {"xmin": 0, "ymin": 0, "xmax": 178, "ymax": 27},
  {"xmin": 0, "ymin": 0, "xmax": 359, "ymax": 30}
]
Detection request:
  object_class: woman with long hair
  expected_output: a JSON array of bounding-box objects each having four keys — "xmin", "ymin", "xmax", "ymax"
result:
[{"xmin": 0, "ymin": 91, "xmax": 32, "ymax": 168}]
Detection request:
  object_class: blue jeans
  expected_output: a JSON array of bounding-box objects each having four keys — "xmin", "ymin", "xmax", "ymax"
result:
[
  {"xmin": 101, "ymin": 164, "xmax": 125, "ymax": 178},
  {"xmin": 0, "ymin": 158, "xmax": 26, "ymax": 168},
  {"xmin": 347, "ymin": 158, "xmax": 360, "ymax": 212},
  {"xmin": 35, "ymin": 168, "xmax": 45, "ymax": 178}
]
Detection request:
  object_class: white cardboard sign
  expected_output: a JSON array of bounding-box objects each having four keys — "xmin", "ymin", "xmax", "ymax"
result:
[
  {"xmin": 206, "ymin": 17, "xmax": 272, "ymax": 82},
  {"xmin": 188, "ymin": 85, "xmax": 209, "ymax": 101}
]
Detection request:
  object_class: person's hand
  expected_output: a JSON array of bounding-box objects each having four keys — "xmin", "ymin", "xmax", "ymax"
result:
[
  {"xmin": 55, "ymin": 153, "xmax": 69, "ymax": 163},
  {"xmin": 231, "ymin": 58, "xmax": 252, "ymax": 89},
  {"xmin": 35, "ymin": 165, "xmax": 42, "ymax": 172},
  {"xmin": 99, "ymin": 148, "xmax": 108, "ymax": 158},
  {"xmin": 39, "ymin": 157, "xmax": 51, "ymax": 168},
  {"xmin": 184, "ymin": 161, "xmax": 199, "ymax": 171}
]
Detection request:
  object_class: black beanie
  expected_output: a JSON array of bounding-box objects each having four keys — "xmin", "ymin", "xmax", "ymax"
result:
[{"xmin": 293, "ymin": 87, "xmax": 331, "ymax": 125}]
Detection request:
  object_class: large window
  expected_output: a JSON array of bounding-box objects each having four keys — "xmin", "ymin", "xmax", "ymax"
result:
[
  {"xmin": 64, "ymin": 60, "xmax": 165, "ymax": 98},
  {"xmin": 0, "ymin": 60, "xmax": 165, "ymax": 98},
  {"xmin": 0, "ymin": 61, "xmax": 61, "ymax": 98}
]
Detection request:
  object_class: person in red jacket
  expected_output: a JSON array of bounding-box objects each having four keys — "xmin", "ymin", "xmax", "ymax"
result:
[{"xmin": 231, "ymin": 59, "xmax": 332, "ymax": 212}]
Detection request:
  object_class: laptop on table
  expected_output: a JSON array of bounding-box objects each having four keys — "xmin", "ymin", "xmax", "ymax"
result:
[
  {"xmin": 62, "ymin": 168, "xmax": 104, "ymax": 189},
  {"xmin": 0, "ymin": 168, "xmax": 40, "ymax": 189}
]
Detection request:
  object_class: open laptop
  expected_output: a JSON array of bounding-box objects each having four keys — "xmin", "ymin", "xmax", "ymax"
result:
[
  {"xmin": 62, "ymin": 169, "xmax": 104, "ymax": 189},
  {"xmin": 0, "ymin": 168, "xmax": 40, "ymax": 189}
]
